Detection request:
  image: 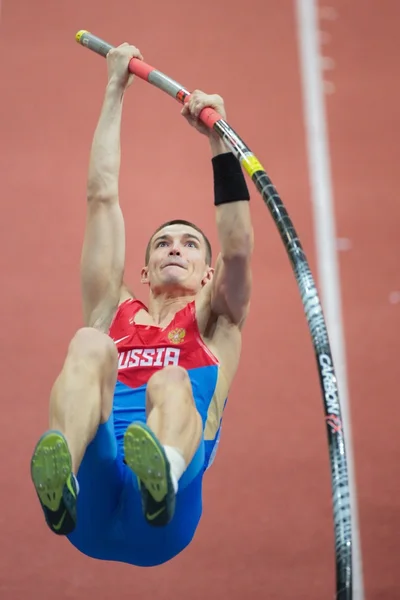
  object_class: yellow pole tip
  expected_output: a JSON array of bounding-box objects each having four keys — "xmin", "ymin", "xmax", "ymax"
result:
[{"xmin": 75, "ymin": 30, "xmax": 88, "ymax": 42}]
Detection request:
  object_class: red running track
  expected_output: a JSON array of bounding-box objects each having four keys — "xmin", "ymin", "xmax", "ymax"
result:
[{"xmin": 1, "ymin": 1, "xmax": 399, "ymax": 598}]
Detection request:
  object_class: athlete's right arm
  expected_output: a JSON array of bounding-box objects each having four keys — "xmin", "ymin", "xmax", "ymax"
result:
[{"xmin": 80, "ymin": 44, "xmax": 143, "ymax": 331}]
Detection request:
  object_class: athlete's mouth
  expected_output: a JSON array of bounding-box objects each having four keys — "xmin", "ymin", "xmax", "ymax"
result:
[{"xmin": 162, "ymin": 261, "xmax": 186, "ymax": 269}]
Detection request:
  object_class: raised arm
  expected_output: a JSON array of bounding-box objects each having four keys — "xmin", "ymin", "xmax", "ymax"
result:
[
  {"xmin": 210, "ymin": 138, "xmax": 253, "ymax": 327},
  {"xmin": 181, "ymin": 92, "xmax": 254, "ymax": 328},
  {"xmin": 81, "ymin": 44, "xmax": 143, "ymax": 330}
]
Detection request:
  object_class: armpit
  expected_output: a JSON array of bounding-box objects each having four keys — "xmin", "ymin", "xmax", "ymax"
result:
[{"xmin": 119, "ymin": 283, "xmax": 135, "ymax": 305}]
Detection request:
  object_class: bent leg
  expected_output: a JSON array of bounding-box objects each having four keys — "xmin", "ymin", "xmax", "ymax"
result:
[
  {"xmin": 48, "ymin": 327, "xmax": 118, "ymax": 473},
  {"xmin": 146, "ymin": 365, "xmax": 203, "ymax": 466},
  {"xmin": 123, "ymin": 366, "xmax": 203, "ymax": 527},
  {"xmin": 30, "ymin": 327, "xmax": 118, "ymax": 536}
]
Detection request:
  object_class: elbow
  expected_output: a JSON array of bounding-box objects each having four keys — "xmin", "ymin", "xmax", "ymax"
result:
[
  {"xmin": 86, "ymin": 188, "xmax": 119, "ymax": 204},
  {"xmin": 87, "ymin": 170, "xmax": 119, "ymax": 204},
  {"xmin": 221, "ymin": 230, "xmax": 254, "ymax": 262}
]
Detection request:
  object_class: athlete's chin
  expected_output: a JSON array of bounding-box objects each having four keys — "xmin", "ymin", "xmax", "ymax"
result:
[
  {"xmin": 161, "ymin": 273, "xmax": 187, "ymax": 287},
  {"xmin": 155, "ymin": 272, "xmax": 197, "ymax": 295},
  {"xmin": 160, "ymin": 266, "xmax": 187, "ymax": 281}
]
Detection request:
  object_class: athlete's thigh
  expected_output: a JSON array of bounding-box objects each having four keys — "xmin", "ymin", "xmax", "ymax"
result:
[{"xmin": 67, "ymin": 413, "xmax": 125, "ymax": 549}]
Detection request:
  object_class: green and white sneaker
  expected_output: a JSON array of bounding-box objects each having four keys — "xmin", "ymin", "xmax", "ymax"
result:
[
  {"xmin": 30, "ymin": 430, "xmax": 77, "ymax": 535},
  {"xmin": 124, "ymin": 422, "xmax": 176, "ymax": 527}
]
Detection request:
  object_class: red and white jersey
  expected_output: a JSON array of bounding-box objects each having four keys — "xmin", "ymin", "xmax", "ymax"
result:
[{"xmin": 109, "ymin": 298, "xmax": 219, "ymax": 389}]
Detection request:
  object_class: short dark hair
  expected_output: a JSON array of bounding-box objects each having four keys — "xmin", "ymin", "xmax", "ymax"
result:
[{"xmin": 145, "ymin": 219, "xmax": 212, "ymax": 265}]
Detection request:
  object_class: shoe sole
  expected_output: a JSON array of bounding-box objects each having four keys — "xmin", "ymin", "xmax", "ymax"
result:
[
  {"xmin": 30, "ymin": 430, "xmax": 72, "ymax": 512},
  {"xmin": 123, "ymin": 423, "xmax": 168, "ymax": 503}
]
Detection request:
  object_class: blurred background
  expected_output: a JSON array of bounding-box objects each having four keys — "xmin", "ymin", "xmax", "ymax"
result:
[{"xmin": 1, "ymin": 1, "xmax": 399, "ymax": 598}]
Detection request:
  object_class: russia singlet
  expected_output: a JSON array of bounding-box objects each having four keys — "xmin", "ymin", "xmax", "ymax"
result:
[{"xmin": 108, "ymin": 298, "xmax": 226, "ymax": 469}]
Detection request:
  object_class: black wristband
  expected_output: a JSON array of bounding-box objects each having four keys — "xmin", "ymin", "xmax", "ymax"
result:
[{"xmin": 212, "ymin": 152, "xmax": 250, "ymax": 206}]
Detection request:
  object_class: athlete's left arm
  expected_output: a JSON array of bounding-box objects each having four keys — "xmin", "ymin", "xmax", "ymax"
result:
[
  {"xmin": 182, "ymin": 91, "xmax": 254, "ymax": 328},
  {"xmin": 210, "ymin": 140, "xmax": 254, "ymax": 328}
]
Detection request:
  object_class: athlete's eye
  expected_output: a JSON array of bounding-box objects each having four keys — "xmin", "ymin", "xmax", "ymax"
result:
[
  {"xmin": 186, "ymin": 241, "xmax": 197, "ymax": 248},
  {"xmin": 156, "ymin": 241, "xmax": 168, "ymax": 247}
]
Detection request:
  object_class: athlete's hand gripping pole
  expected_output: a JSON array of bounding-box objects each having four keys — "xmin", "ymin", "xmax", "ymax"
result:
[
  {"xmin": 75, "ymin": 30, "xmax": 222, "ymax": 132},
  {"xmin": 75, "ymin": 30, "xmax": 264, "ymax": 179}
]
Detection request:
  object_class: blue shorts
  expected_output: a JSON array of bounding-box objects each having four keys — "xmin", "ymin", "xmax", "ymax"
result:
[{"xmin": 67, "ymin": 373, "xmax": 222, "ymax": 567}]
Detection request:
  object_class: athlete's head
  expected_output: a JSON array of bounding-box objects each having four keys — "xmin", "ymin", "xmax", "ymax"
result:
[{"xmin": 141, "ymin": 220, "xmax": 214, "ymax": 295}]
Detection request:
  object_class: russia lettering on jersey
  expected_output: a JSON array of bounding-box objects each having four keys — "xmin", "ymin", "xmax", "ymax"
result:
[
  {"xmin": 118, "ymin": 346, "xmax": 180, "ymax": 370},
  {"xmin": 108, "ymin": 298, "xmax": 219, "ymax": 390}
]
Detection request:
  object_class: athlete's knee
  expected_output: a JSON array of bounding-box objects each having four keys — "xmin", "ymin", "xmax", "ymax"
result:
[
  {"xmin": 147, "ymin": 366, "xmax": 194, "ymax": 408},
  {"xmin": 67, "ymin": 327, "xmax": 117, "ymax": 373},
  {"xmin": 64, "ymin": 327, "xmax": 117, "ymax": 422},
  {"xmin": 148, "ymin": 366, "xmax": 191, "ymax": 393}
]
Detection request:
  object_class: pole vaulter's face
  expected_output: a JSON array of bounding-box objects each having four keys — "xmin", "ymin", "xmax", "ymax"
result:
[{"xmin": 141, "ymin": 224, "xmax": 213, "ymax": 293}]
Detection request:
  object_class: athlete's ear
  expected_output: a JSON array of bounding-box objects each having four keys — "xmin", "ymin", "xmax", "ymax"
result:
[
  {"xmin": 141, "ymin": 266, "xmax": 149, "ymax": 284},
  {"xmin": 201, "ymin": 267, "xmax": 214, "ymax": 286}
]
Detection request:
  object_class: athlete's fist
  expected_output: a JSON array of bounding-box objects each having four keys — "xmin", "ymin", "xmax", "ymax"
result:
[
  {"xmin": 181, "ymin": 90, "xmax": 226, "ymax": 137},
  {"xmin": 106, "ymin": 43, "xmax": 144, "ymax": 91}
]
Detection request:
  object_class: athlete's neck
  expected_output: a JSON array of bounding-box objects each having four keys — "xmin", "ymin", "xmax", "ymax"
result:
[{"xmin": 146, "ymin": 293, "xmax": 195, "ymax": 327}]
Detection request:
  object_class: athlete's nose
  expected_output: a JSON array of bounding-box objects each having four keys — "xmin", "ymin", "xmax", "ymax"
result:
[{"xmin": 169, "ymin": 245, "xmax": 181, "ymax": 256}]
